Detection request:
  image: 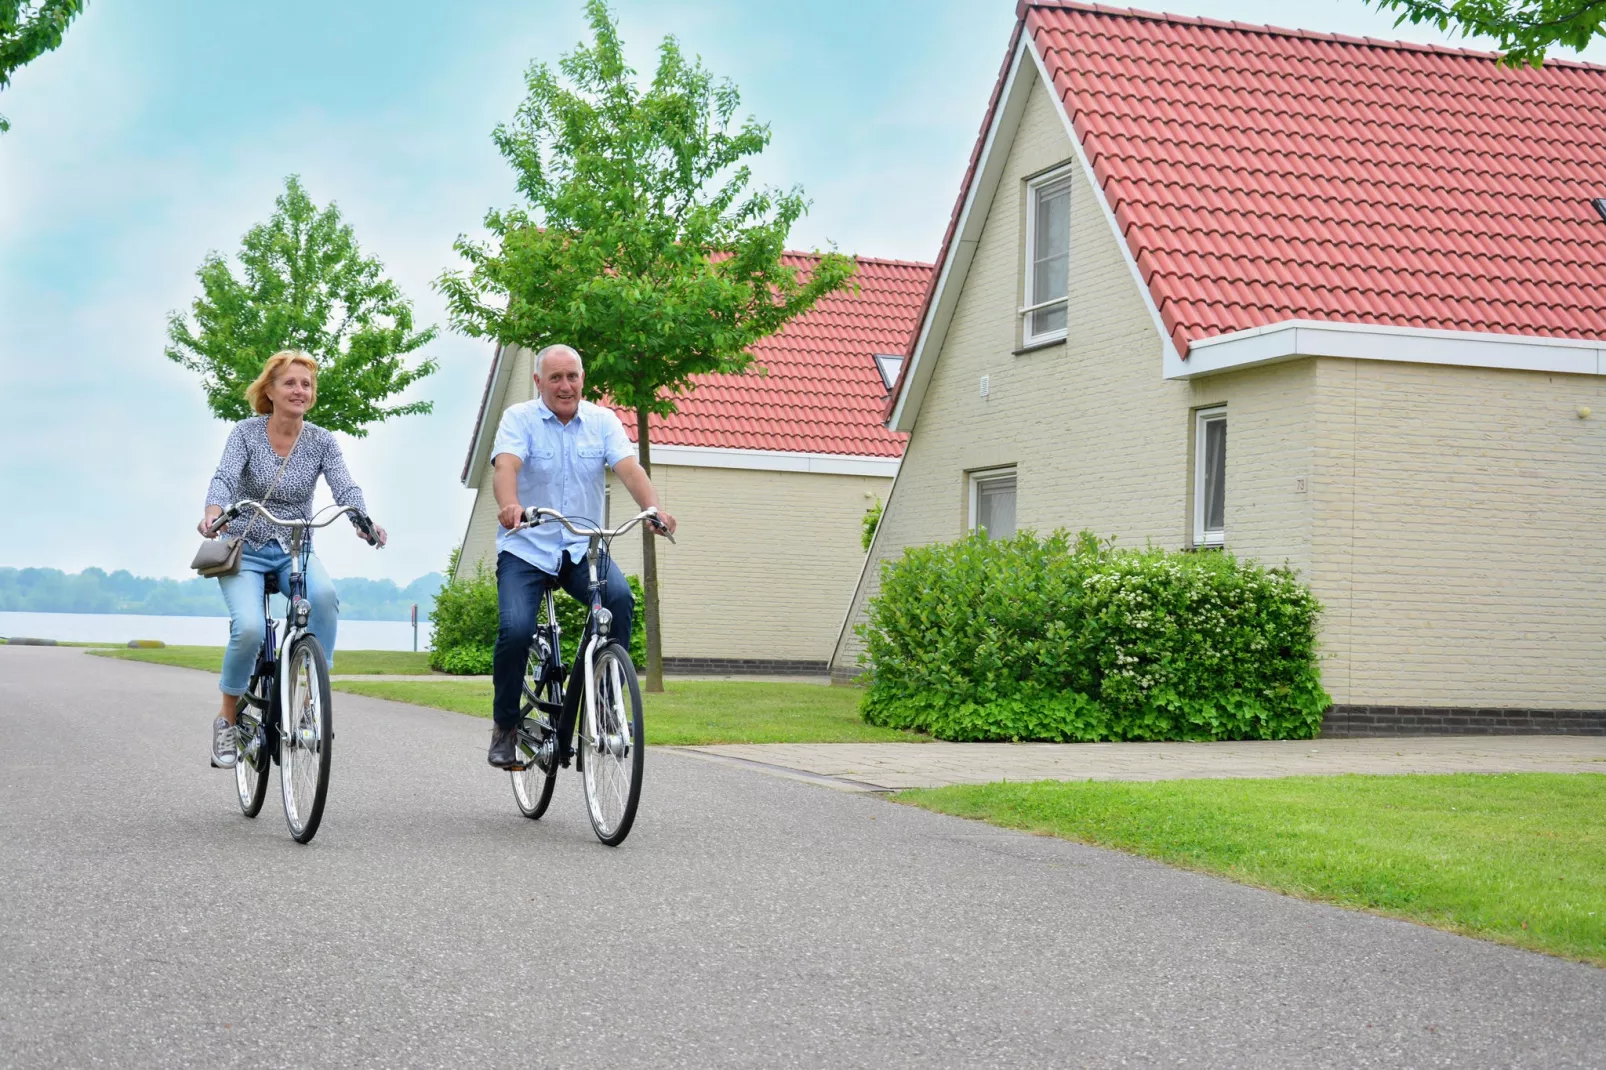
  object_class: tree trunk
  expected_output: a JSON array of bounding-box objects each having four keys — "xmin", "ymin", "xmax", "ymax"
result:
[{"xmin": 636, "ymin": 408, "xmax": 665, "ymax": 693}]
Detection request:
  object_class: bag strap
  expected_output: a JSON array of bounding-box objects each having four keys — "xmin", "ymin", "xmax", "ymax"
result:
[{"xmin": 234, "ymin": 425, "xmax": 302, "ymax": 545}]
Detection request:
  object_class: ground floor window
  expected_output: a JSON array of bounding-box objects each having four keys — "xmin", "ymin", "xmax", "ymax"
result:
[
  {"xmin": 1194, "ymin": 406, "xmax": 1226, "ymax": 546},
  {"xmin": 969, "ymin": 467, "xmax": 1017, "ymax": 539}
]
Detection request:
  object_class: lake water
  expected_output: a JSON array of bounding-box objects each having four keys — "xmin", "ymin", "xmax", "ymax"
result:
[{"xmin": 0, "ymin": 611, "xmax": 432, "ymax": 651}]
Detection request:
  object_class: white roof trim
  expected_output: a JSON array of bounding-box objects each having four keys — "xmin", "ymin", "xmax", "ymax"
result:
[
  {"xmin": 461, "ymin": 343, "xmax": 517, "ymax": 487},
  {"xmin": 1173, "ymin": 320, "xmax": 1606, "ymax": 379},
  {"xmin": 642, "ymin": 443, "xmax": 901, "ymax": 478},
  {"xmin": 1027, "ymin": 41, "xmax": 1183, "ymax": 382},
  {"xmin": 889, "ymin": 34, "xmax": 1035, "ymax": 433}
]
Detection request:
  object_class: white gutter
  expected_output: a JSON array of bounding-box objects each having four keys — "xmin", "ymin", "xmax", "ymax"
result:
[
  {"xmin": 643, "ymin": 443, "xmax": 900, "ymax": 478},
  {"xmin": 1170, "ymin": 320, "xmax": 1606, "ymax": 380}
]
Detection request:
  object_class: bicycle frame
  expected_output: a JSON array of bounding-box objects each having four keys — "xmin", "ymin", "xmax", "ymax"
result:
[
  {"xmin": 521, "ymin": 506, "xmax": 668, "ymax": 753},
  {"xmin": 212, "ymin": 502, "xmax": 374, "ymax": 756}
]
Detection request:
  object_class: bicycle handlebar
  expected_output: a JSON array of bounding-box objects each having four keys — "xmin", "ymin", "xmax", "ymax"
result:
[
  {"xmin": 522, "ymin": 506, "xmax": 675, "ymax": 544},
  {"xmin": 207, "ymin": 502, "xmax": 381, "ymax": 546}
]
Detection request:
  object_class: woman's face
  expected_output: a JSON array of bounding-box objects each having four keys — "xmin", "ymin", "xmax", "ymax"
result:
[{"xmin": 270, "ymin": 364, "xmax": 315, "ymax": 417}]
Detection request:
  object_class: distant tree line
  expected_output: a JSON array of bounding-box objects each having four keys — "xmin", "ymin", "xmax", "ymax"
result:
[{"xmin": 0, "ymin": 567, "xmax": 441, "ymax": 621}]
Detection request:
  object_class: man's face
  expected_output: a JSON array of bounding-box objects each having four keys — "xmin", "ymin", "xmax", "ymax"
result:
[{"xmin": 538, "ymin": 349, "xmax": 583, "ymax": 420}]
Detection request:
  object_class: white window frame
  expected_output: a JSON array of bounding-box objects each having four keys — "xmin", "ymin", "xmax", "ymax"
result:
[
  {"xmin": 968, "ymin": 466, "xmax": 1018, "ymax": 538},
  {"xmin": 1193, "ymin": 406, "xmax": 1227, "ymax": 548},
  {"xmin": 1021, "ymin": 167, "xmax": 1074, "ymax": 347}
]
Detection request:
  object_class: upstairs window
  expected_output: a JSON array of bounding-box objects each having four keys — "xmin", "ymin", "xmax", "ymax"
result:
[
  {"xmin": 1023, "ymin": 170, "xmax": 1072, "ymax": 344},
  {"xmin": 1193, "ymin": 407, "xmax": 1226, "ymax": 547},
  {"xmin": 969, "ymin": 468, "xmax": 1017, "ymax": 539}
]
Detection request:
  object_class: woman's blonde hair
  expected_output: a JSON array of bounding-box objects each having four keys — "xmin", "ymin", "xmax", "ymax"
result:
[{"xmin": 245, "ymin": 350, "xmax": 319, "ymax": 415}]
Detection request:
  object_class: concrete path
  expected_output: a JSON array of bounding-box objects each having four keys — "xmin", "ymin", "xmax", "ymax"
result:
[
  {"xmin": 3, "ymin": 646, "xmax": 1603, "ymax": 1069},
  {"xmin": 678, "ymin": 736, "xmax": 1606, "ymax": 791}
]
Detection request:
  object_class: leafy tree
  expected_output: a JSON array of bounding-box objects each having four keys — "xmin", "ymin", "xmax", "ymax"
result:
[
  {"xmin": 1365, "ymin": 0, "xmax": 1606, "ymax": 65},
  {"xmin": 0, "ymin": 0, "xmax": 85, "ymax": 133},
  {"xmin": 438, "ymin": 0, "xmax": 856, "ymax": 690},
  {"xmin": 167, "ymin": 175, "xmax": 439, "ymax": 437}
]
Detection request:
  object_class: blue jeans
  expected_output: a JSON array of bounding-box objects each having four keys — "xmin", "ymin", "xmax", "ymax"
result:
[
  {"xmin": 217, "ymin": 543, "xmax": 340, "ymax": 696},
  {"xmin": 493, "ymin": 550, "xmax": 634, "ymax": 729}
]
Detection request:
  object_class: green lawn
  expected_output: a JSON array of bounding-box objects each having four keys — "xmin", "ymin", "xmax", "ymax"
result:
[
  {"xmin": 89, "ymin": 645, "xmax": 433, "ymax": 675},
  {"xmin": 901, "ymin": 773, "xmax": 1606, "ymax": 966},
  {"xmin": 333, "ymin": 678, "xmax": 923, "ymax": 746}
]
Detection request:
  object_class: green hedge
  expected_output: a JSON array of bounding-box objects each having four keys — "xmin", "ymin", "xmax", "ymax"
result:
[
  {"xmin": 858, "ymin": 531, "xmax": 1330, "ymax": 742},
  {"xmin": 430, "ymin": 551, "xmax": 646, "ymax": 674}
]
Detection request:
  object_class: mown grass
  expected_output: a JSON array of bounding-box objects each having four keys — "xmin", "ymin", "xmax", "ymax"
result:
[
  {"xmin": 901, "ymin": 773, "xmax": 1606, "ymax": 966},
  {"xmin": 333, "ymin": 678, "xmax": 923, "ymax": 746},
  {"xmin": 88, "ymin": 645, "xmax": 433, "ymax": 675}
]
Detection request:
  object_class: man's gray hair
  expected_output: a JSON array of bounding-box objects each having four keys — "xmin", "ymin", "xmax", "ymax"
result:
[{"xmin": 535, "ymin": 344, "xmax": 583, "ymax": 377}]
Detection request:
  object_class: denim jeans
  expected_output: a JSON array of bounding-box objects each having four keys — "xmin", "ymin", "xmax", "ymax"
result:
[
  {"xmin": 217, "ymin": 543, "xmax": 339, "ymax": 696},
  {"xmin": 493, "ymin": 550, "xmax": 634, "ymax": 728}
]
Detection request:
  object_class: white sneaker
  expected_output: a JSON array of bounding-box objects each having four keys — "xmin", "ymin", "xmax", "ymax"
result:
[{"xmin": 211, "ymin": 717, "xmax": 237, "ymax": 768}]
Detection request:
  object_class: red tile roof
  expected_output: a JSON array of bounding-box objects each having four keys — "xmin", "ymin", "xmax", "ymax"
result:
[
  {"xmin": 896, "ymin": 0, "xmax": 1606, "ymax": 400},
  {"xmin": 608, "ymin": 254, "xmax": 927, "ymax": 457}
]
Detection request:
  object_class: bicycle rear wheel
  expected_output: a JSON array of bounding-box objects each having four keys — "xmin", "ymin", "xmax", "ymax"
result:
[
  {"xmin": 233, "ymin": 678, "xmax": 272, "ymax": 818},
  {"xmin": 280, "ymin": 635, "xmax": 333, "ymax": 844},
  {"xmin": 580, "ymin": 642, "xmax": 643, "ymax": 846},
  {"xmin": 511, "ymin": 647, "xmax": 559, "ymax": 819}
]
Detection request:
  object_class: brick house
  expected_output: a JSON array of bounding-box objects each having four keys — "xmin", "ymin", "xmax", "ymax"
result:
[
  {"xmin": 832, "ymin": 2, "xmax": 1606, "ymax": 733},
  {"xmin": 457, "ymin": 254, "xmax": 931, "ymax": 673}
]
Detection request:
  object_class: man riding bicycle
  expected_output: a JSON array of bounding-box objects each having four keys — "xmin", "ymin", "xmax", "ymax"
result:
[{"xmin": 486, "ymin": 343, "xmax": 676, "ymax": 770}]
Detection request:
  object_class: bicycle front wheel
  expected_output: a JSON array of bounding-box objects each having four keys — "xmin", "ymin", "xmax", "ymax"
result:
[
  {"xmin": 511, "ymin": 649, "xmax": 559, "ymax": 819},
  {"xmin": 280, "ymin": 635, "xmax": 333, "ymax": 844},
  {"xmin": 580, "ymin": 642, "xmax": 643, "ymax": 846},
  {"xmin": 233, "ymin": 678, "xmax": 271, "ymax": 818}
]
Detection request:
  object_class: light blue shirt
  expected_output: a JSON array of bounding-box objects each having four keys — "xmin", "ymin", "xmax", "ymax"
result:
[{"xmin": 492, "ymin": 397, "xmax": 635, "ymax": 573}]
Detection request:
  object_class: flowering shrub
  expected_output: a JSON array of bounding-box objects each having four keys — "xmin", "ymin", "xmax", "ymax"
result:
[{"xmin": 858, "ymin": 531, "xmax": 1329, "ymax": 741}]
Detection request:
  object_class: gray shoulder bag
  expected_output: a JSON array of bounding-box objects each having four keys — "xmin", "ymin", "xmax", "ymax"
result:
[{"xmin": 191, "ymin": 429, "xmax": 300, "ymax": 578}]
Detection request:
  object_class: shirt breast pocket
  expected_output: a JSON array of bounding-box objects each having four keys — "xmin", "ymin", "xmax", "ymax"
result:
[
  {"xmin": 576, "ymin": 444, "xmax": 606, "ymax": 474},
  {"xmin": 523, "ymin": 447, "xmax": 558, "ymax": 498}
]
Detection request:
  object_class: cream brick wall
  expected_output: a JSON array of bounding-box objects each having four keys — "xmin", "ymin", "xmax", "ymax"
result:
[
  {"xmin": 604, "ymin": 464, "xmax": 891, "ymax": 661},
  {"xmin": 1311, "ymin": 358, "xmax": 1606, "ymax": 707}
]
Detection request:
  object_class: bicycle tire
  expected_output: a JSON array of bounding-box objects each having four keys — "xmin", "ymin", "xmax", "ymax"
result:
[
  {"xmin": 233, "ymin": 679, "xmax": 271, "ymax": 818},
  {"xmin": 280, "ymin": 635, "xmax": 334, "ymax": 844},
  {"xmin": 511, "ymin": 648, "xmax": 560, "ymax": 819},
  {"xmin": 580, "ymin": 642, "xmax": 643, "ymax": 846}
]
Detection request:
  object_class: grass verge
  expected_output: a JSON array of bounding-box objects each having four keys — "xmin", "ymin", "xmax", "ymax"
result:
[
  {"xmin": 900, "ymin": 773, "xmax": 1606, "ymax": 966},
  {"xmin": 89, "ymin": 645, "xmax": 433, "ymax": 675},
  {"xmin": 333, "ymin": 678, "xmax": 923, "ymax": 746}
]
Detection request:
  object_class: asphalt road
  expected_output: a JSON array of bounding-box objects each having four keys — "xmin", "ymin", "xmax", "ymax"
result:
[{"xmin": 2, "ymin": 646, "xmax": 1603, "ymax": 1069}]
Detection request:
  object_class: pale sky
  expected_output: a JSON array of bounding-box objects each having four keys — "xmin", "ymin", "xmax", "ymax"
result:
[{"xmin": 3, "ymin": 0, "xmax": 1600, "ymax": 582}]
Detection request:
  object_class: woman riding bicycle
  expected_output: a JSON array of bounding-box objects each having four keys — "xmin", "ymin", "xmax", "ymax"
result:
[{"xmin": 198, "ymin": 350, "xmax": 386, "ymax": 768}]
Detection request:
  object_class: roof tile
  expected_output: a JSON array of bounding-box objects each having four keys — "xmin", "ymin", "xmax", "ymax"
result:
[{"xmin": 608, "ymin": 254, "xmax": 929, "ymax": 457}]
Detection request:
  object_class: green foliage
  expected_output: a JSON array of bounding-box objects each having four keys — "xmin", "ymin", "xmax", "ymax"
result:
[
  {"xmin": 858, "ymin": 530, "xmax": 1330, "ymax": 742},
  {"xmin": 438, "ymin": 0, "xmax": 857, "ymax": 420},
  {"xmin": 166, "ymin": 175, "xmax": 439, "ymax": 437},
  {"xmin": 427, "ymin": 559, "xmax": 499, "ymax": 670},
  {"xmin": 428, "ymin": 554, "xmax": 645, "ymax": 672},
  {"xmin": 0, "ymin": 565, "xmax": 439, "ymax": 621},
  {"xmin": 0, "ymin": 0, "xmax": 86, "ymax": 133},
  {"xmin": 435, "ymin": 644, "xmax": 495, "ymax": 676},
  {"xmin": 1364, "ymin": 0, "xmax": 1606, "ymax": 66},
  {"xmin": 861, "ymin": 497, "xmax": 883, "ymax": 552}
]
